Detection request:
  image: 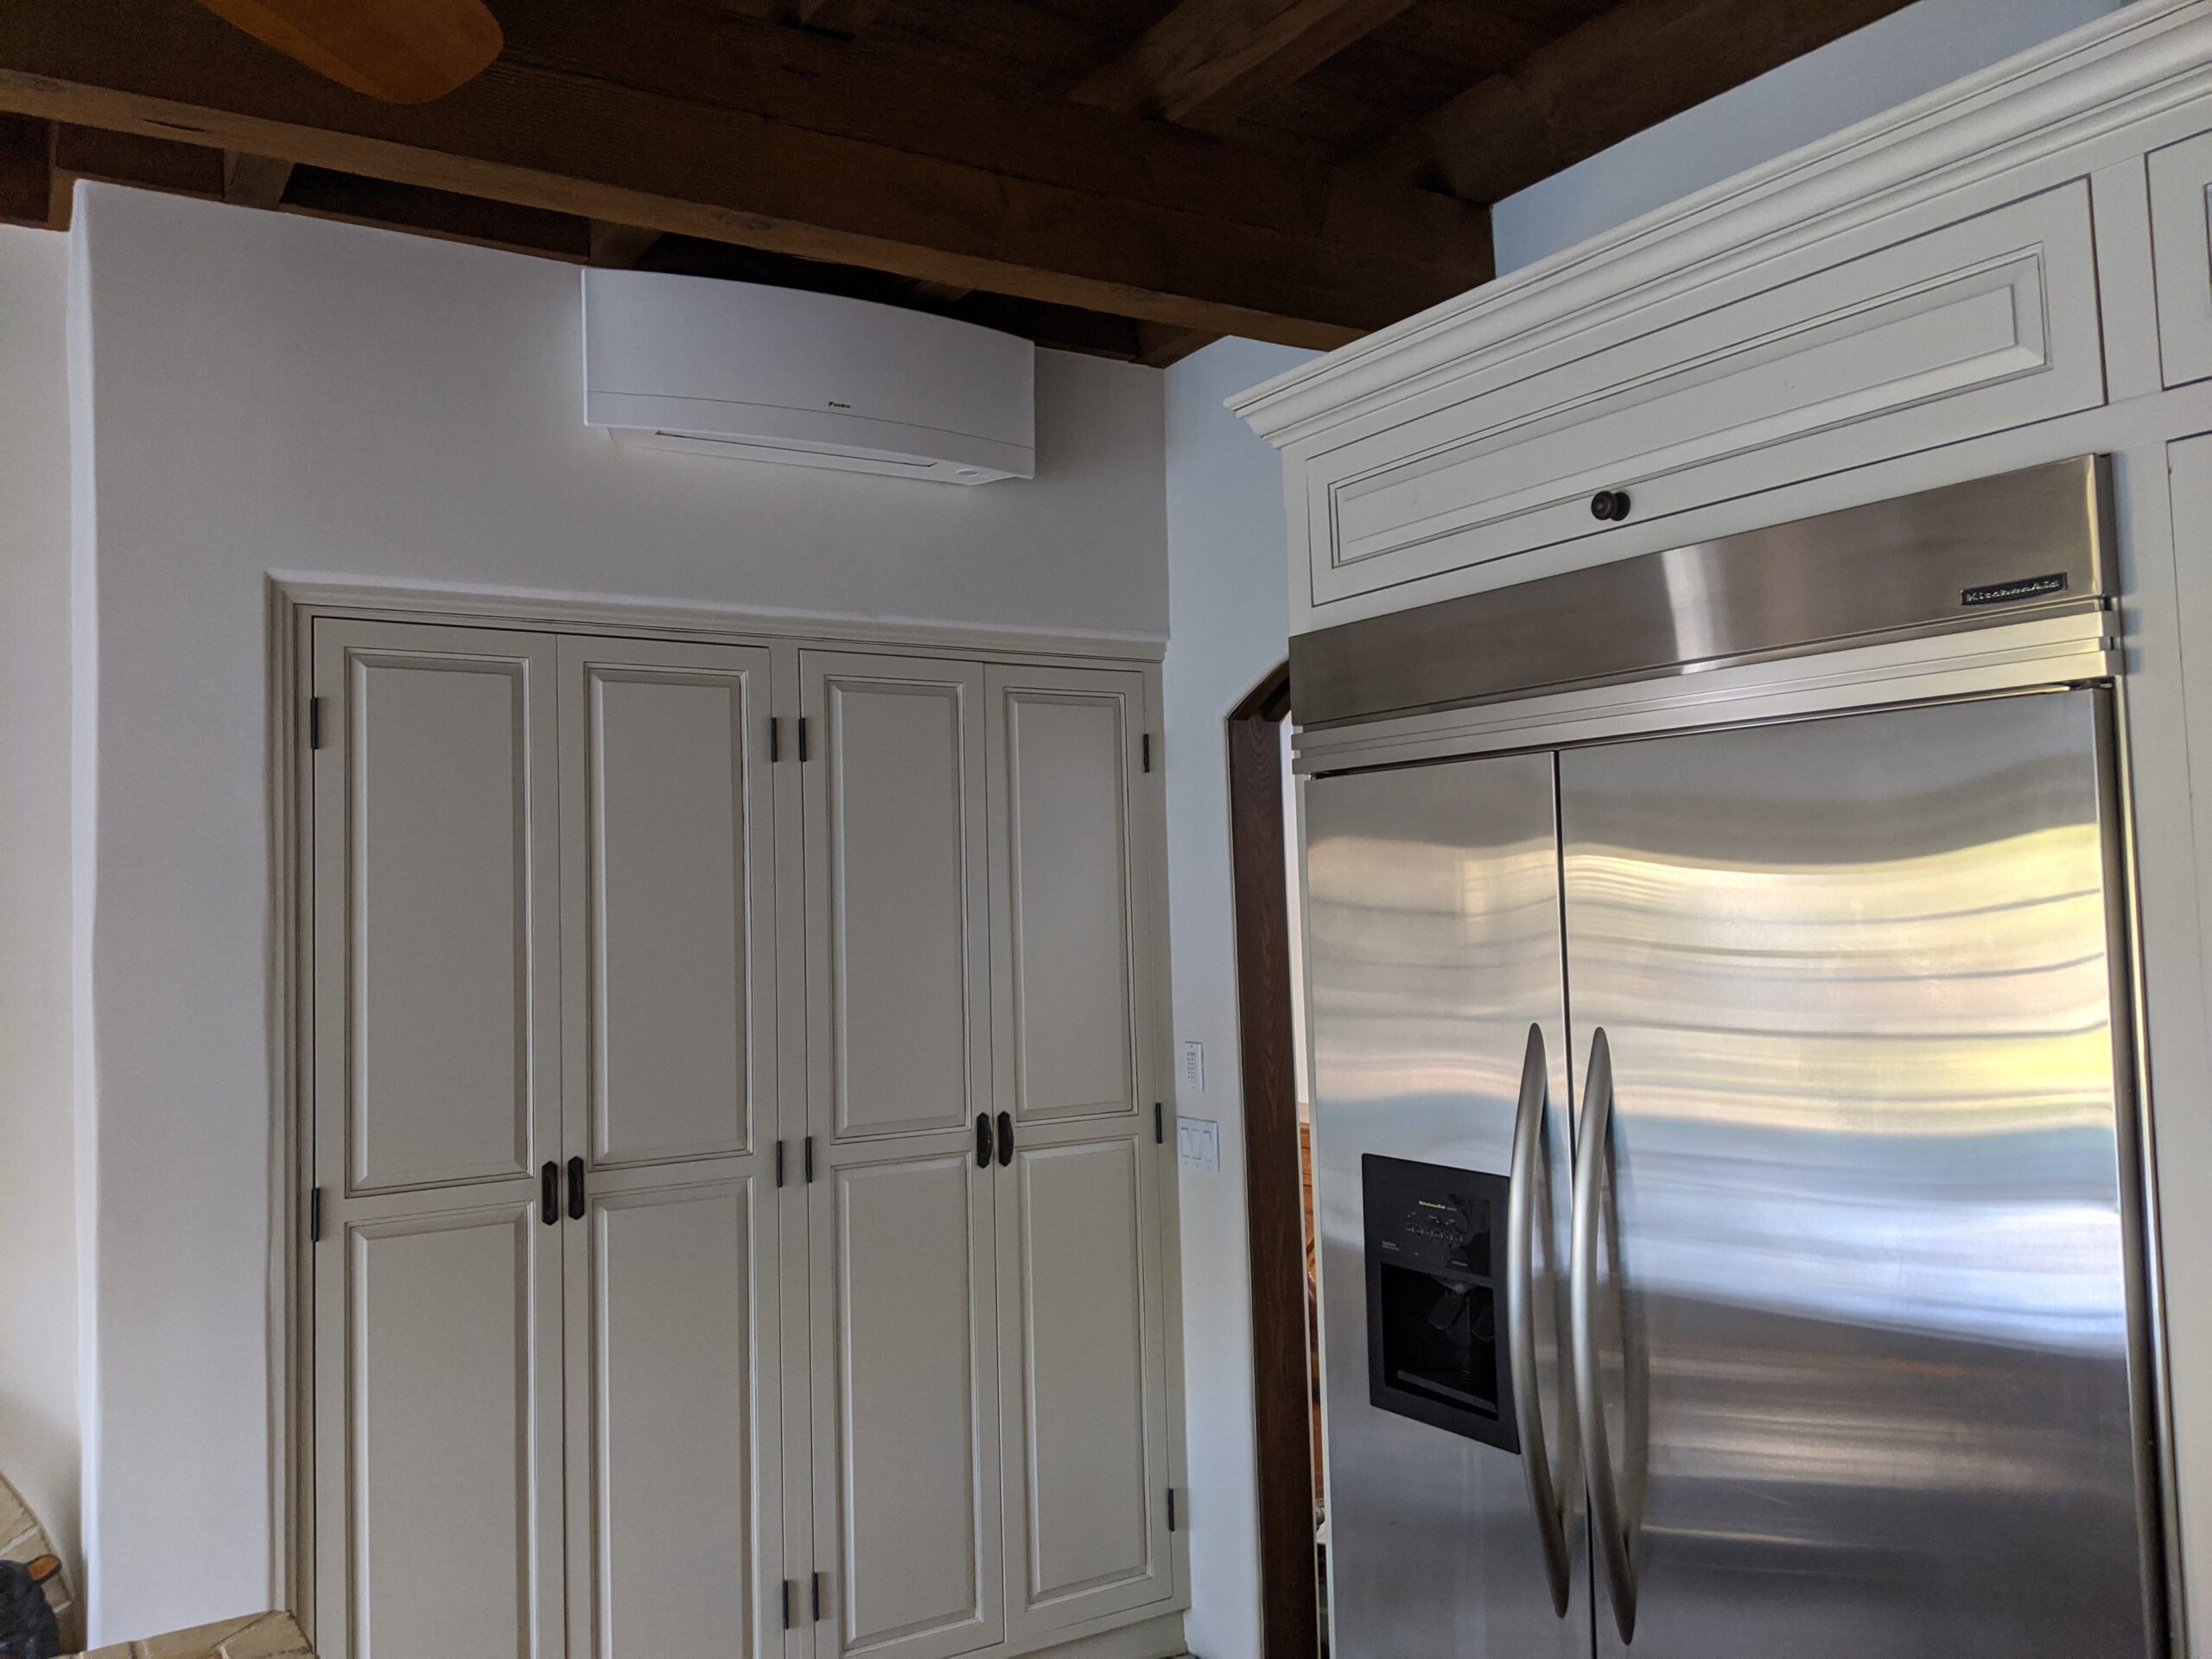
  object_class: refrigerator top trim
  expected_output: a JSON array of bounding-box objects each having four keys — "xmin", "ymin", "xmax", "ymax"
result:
[
  {"xmin": 1293, "ymin": 606, "xmax": 2115, "ymax": 775},
  {"xmin": 1291, "ymin": 455, "xmax": 2113, "ymax": 731}
]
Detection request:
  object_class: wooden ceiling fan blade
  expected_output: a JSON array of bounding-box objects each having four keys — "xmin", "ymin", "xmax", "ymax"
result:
[{"xmin": 187, "ymin": 0, "xmax": 504, "ymax": 104}]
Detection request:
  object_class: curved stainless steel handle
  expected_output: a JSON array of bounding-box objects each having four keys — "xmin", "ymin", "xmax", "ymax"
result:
[
  {"xmin": 1506, "ymin": 1022, "xmax": 1575, "ymax": 1619},
  {"xmin": 1573, "ymin": 1027, "xmax": 1640, "ymax": 1643}
]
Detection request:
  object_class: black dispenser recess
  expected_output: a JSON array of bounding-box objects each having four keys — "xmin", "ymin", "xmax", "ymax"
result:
[{"xmin": 1361, "ymin": 1154, "xmax": 1519, "ymax": 1454}]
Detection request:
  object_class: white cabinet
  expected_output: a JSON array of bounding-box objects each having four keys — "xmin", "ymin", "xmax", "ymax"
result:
[
  {"xmin": 1294, "ymin": 180, "xmax": 2104, "ymax": 610},
  {"xmin": 2152, "ymin": 130, "xmax": 2212, "ymax": 388},
  {"xmin": 308, "ymin": 621, "xmax": 568, "ymax": 1659},
  {"xmin": 309, "ymin": 619, "xmax": 1178, "ymax": 1659}
]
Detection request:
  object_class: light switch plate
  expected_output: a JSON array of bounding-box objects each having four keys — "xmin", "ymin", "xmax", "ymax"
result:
[
  {"xmin": 1177, "ymin": 1116, "xmax": 1220, "ymax": 1172},
  {"xmin": 1182, "ymin": 1040, "xmax": 1205, "ymax": 1091}
]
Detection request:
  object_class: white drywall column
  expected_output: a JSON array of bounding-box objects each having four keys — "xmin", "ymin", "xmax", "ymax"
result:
[
  {"xmin": 67, "ymin": 183, "xmax": 1167, "ymax": 1643},
  {"xmin": 0, "ymin": 223, "xmax": 79, "ymax": 1581},
  {"xmin": 1161, "ymin": 335, "xmax": 1317, "ymax": 1659}
]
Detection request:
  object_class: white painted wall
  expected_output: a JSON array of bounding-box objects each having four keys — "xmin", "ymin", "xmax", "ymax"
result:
[
  {"xmin": 1160, "ymin": 335, "xmax": 1316, "ymax": 1659},
  {"xmin": 1491, "ymin": 0, "xmax": 2125, "ymax": 273},
  {"xmin": 66, "ymin": 182, "xmax": 1166, "ymax": 1643},
  {"xmin": 0, "ymin": 225, "xmax": 79, "ymax": 1582}
]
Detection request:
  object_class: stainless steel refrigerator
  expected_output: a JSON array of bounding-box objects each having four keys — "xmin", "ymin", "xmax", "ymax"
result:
[{"xmin": 1294, "ymin": 457, "xmax": 2172, "ymax": 1658}]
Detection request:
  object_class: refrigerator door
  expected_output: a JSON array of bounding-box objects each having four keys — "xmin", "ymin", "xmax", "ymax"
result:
[
  {"xmin": 1559, "ymin": 689, "xmax": 2159, "ymax": 1659},
  {"xmin": 1305, "ymin": 752, "xmax": 1588, "ymax": 1659}
]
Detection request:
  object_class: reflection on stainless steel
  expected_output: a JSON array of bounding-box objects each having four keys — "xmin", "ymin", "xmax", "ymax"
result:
[
  {"xmin": 1292, "ymin": 455, "xmax": 2112, "ymax": 728},
  {"xmin": 1306, "ymin": 753, "xmax": 1584, "ymax": 1659},
  {"xmin": 1508, "ymin": 1023, "xmax": 1577, "ymax": 1618},
  {"xmin": 1560, "ymin": 690, "xmax": 2155, "ymax": 1659}
]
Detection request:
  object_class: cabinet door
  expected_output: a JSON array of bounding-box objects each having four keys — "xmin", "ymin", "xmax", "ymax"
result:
[
  {"xmin": 309, "ymin": 620, "xmax": 567, "ymax": 1659},
  {"xmin": 985, "ymin": 665, "xmax": 1148, "ymax": 1128},
  {"xmin": 802, "ymin": 652, "xmax": 990, "ymax": 1145},
  {"xmin": 555, "ymin": 632, "xmax": 786, "ymax": 1658},
  {"xmin": 806, "ymin": 1135, "xmax": 1005, "ymax": 1659},
  {"xmin": 995, "ymin": 1121, "xmax": 1175, "ymax": 1643},
  {"xmin": 2152, "ymin": 130, "xmax": 2212, "ymax": 388}
]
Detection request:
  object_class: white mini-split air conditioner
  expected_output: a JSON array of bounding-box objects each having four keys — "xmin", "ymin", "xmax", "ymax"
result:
[{"xmin": 582, "ymin": 269, "xmax": 1035, "ymax": 484}]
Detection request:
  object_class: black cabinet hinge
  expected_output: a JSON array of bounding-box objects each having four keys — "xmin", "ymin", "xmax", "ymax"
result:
[
  {"xmin": 1142, "ymin": 733, "xmax": 1153, "ymax": 772},
  {"xmin": 798, "ymin": 716, "xmax": 810, "ymax": 763},
  {"xmin": 1166, "ymin": 1487, "xmax": 1179, "ymax": 1532},
  {"xmin": 308, "ymin": 697, "xmax": 324, "ymax": 751},
  {"xmin": 308, "ymin": 1186, "xmax": 323, "ymax": 1243},
  {"xmin": 1154, "ymin": 1103, "xmax": 1164, "ymax": 1146}
]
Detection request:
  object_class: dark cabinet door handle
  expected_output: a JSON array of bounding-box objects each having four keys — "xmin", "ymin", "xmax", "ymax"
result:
[
  {"xmin": 996, "ymin": 1111, "xmax": 1014, "ymax": 1166},
  {"xmin": 567, "ymin": 1155, "xmax": 586, "ymax": 1221},
  {"xmin": 541, "ymin": 1162, "xmax": 559, "ymax": 1226},
  {"xmin": 976, "ymin": 1113, "xmax": 993, "ymax": 1168},
  {"xmin": 1591, "ymin": 488, "xmax": 1632, "ymax": 522}
]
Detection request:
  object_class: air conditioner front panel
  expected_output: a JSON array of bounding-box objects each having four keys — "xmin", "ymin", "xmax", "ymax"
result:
[{"xmin": 582, "ymin": 270, "xmax": 1036, "ymax": 483}]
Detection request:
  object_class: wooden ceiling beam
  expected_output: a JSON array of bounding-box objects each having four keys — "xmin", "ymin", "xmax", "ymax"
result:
[
  {"xmin": 1070, "ymin": 0, "xmax": 1421, "ymax": 133},
  {"xmin": 223, "ymin": 150, "xmax": 296, "ymax": 207},
  {"xmin": 0, "ymin": 114, "xmax": 55, "ymax": 228},
  {"xmin": 281, "ymin": 167, "xmax": 594, "ymax": 259},
  {"xmin": 0, "ymin": 0, "xmax": 1491, "ymax": 347},
  {"xmin": 1364, "ymin": 0, "xmax": 1923, "ymax": 204},
  {"xmin": 52, "ymin": 122, "xmax": 226, "ymax": 199},
  {"xmin": 588, "ymin": 220, "xmax": 663, "ymax": 268},
  {"xmin": 790, "ymin": 0, "xmax": 890, "ymax": 41}
]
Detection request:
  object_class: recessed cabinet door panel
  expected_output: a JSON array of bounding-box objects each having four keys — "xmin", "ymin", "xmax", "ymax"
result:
[
  {"xmin": 811, "ymin": 1141, "xmax": 1004, "ymax": 1659},
  {"xmin": 2151, "ymin": 129, "xmax": 2212, "ymax": 387},
  {"xmin": 321, "ymin": 1196, "xmax": 566, "ymax": 1659},
  {"xmin": 988, "ymin": 669, "xmax": 1143, "ymax": 1125},
  {"xmin": 804, "ymin": 653, "xmax": 989, "ymax": 1142},
  {"xmin": 567, "ymin": 1171, "xmax": 775, "ymax": 1658},
  {"xmin": 1000, "ymin": 1127, "xmax": 1173, "ymax": 1639},
  {"xmin": 320, "ymin": 623, "xmax": 561, "ymax": 1192},
  {"xmin": 560, "ymin": 639, "xmax": 773, "ymax": 1166}
]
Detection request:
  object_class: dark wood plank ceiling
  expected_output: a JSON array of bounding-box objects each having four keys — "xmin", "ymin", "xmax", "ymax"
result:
[{"xmin": 0, "ymin": 0, "xmax": 1916, "ymax": 362}]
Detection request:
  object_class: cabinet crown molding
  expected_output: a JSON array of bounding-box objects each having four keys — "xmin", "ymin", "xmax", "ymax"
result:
[{"xmin": 1231, "ymin": 0, "xmax": 2212, "ymax": 448}]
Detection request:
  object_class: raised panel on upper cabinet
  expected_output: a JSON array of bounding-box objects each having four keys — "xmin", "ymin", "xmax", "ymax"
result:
[
  {"xmin": 315, "ymin": 622, "xmax": 561, "ymax": 1195},
  {"xmin": 999, "ymin": 1128, "xmax": 1173, "ymax": 1640},
  {"xmin": 560, "ymin": 638, "xmax": 772, "ymax": 1167},
  {"xmin": 1304, "ymin": 180, "xmax": 2105, "ymax": 607},
  {"xmin": 988, "ymin": 668, "xmax": 1142, "ymax": 1125},
  {"xmin": 804, "ymin": 653, "xmax": 989, "ymax": 1144},
  {"xmin": 2152, "ymin": 130, "xmax": 2212, "ymax": 387}
]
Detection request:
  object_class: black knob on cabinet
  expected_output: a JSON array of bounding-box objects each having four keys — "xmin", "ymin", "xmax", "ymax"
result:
[{"xmin": 1591, "ymin": 489, "xmax": 1632, "ymax": 523}]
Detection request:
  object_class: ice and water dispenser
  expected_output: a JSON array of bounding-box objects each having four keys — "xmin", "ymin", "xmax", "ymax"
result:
[{"xmin": 1361, "ymin": 1154, "xmax": 1519, "ymax": 1454}]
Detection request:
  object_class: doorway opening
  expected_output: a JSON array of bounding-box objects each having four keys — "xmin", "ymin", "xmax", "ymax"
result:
[{"xmin": 1225, "ymin": 663, "xmax": 1327, "ymax": 1657}]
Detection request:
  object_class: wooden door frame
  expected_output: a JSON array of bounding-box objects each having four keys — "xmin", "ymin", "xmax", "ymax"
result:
[{"xmin": 1225, "ymin": 661, "xmax": 1319, "ymax": 1659}]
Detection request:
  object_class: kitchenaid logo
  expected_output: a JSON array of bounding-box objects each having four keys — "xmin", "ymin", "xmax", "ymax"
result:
[{"xmin": 1962, "ymin": 572, "xmax": 2068, "ymax": 607}]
